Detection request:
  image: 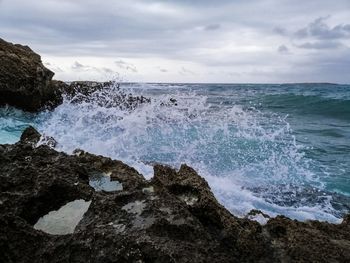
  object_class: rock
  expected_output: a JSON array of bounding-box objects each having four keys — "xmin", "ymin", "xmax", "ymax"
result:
[
  {"xmin": 0, "ymin": 127, "xmax": 349, "ymax": 262},
  {"xmin": 0, "ymin": 38, "xmax": 63, "ymax": 112},
  {"xmin": 19, "ymin": 126, "xmax": 58, "ymax": 148},
  {"xmin": 64, "ymin": 81, "xmax": 151, "ymax": 110},
  {"xmin": 264, "ymin": 216, "xmax": 350, "ymax": 262},
  {"xmin": 160, "ymin": 98, "xmax": 178, "ymax": 107},
  {"xmin": 20, "ymin": 125, "xmax": 41, "ymax": 145}
]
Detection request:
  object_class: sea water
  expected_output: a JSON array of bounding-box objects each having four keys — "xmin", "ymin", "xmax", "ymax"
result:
[{"xmin": 1, "ymin": 83, "xmax": 349, "ymax": 223}]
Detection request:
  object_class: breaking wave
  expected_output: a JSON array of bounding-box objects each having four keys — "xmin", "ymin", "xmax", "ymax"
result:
[{"xmin": 29, "ymin": 82, "xmax": 347, "ymax": 223}]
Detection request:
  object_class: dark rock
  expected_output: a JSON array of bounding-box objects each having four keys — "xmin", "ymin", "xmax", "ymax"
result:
[
  {"xmin": 0, "ymin": 127, "xmax": 349, "ymax": 262},
  {"xmin": 20, "ymin": 125, "xmax": 41, "ymax": 145},
  {"xmin": 63, "ymin": 81, "xmax": 151, "ymax": 110},
  {"xmin": 20, "ymin": 126, "xmax": 58, "ymax": 148},
  {"xmin": 160, "ymin": 98, "xmax": 178, "ymax": 107},
  {"xmin": 246, "ymin": 209, "xmax": 270, "ymax": 218},
  {"xmin": 0, "ymin": 38, "xmax": 63, "ymax": 112},
  {"xmin": 265, "ymin": 216, "xmax": 350, "ymax": 262}
]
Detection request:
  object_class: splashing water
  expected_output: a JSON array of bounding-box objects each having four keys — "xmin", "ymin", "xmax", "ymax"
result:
[{"xmin": 2, "ymin": 83, "xmax": 350, "ymax": 222}]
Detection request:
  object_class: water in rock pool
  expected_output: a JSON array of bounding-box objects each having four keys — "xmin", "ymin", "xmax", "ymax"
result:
[
  {"xmin": 1, "ymin": 82, "xmax": 349, "ymax": 223},
  {"xmin": 34, "ymin": 199, "xmax": 91, "ymax": 235}
]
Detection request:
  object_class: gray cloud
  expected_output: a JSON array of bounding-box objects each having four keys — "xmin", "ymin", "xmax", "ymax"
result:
[
  {"xmin": 274, "ymin": 27, "xmax": 288, "ymax": 36},
  {"xmin": 295, "ymin": 17, "xmax": 350, "ymax": 40},
  {"xmin": 297, "ymin": 41, "xmax": 343, "ymax": 50},
  {"xmin": 278, "ymin": 45, "xmax": 290, "ymax": 54},
  {"xmin": 71, "ymin": 61, "xmax": 115, "ymax": 75},
  {"xmin": 155, "ymin": 66, "xmax": 168, "ymax": 73},
  {"xmin": 296, "ymin": 48, "xmax": 350, "ymax": 82},
  {"xmin": 179, "ymin": 67, "xmax": 195, "ymax": 76},
  {"xmin": 101, "ymin": 67, "xmax": 114, "ymax": 74},
  {"xmin": 72, "ymin": 61, "xmax": 88, "ymax": 71},
  {"xmin": 1, "ymin": 0, "xmax": 350, "ymax": 83},
  {"xmin": 204, "ymin": 24, "xmax": 221, "ymax": 31},
  {"xmin": 273, "ymin": 15, "xmax": 350, "ymax": 63},
  {"xmin": 115, "ymin": 60, "xmax": 138, "ymax": 73}
]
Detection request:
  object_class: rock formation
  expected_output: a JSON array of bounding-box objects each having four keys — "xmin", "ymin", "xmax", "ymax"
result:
[
  {"xmin": 0, "ymin": 38, "xmax": 151, "ymax": 112},
  {"xmin": 0, "ymin": 38, "xmax": 63, "ymax": 112},
  {"xmin": 0, "ymin": 127, "xmax": 349, "ymax": 263}
]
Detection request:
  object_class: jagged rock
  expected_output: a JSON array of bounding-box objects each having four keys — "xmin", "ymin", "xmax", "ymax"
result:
[
  {"xmin": 265, "ymin": 216, "xmax": 350, "ymax": 262},
  {"xmin": 19, "ymin": 125, "xmax": 58, "ymax": 148},
  {"xmin": 0, "ymin": 127, "xmax": 349, "ymax": 263},
  {"xmin": 64, "ymin": 81, "xmax": 151, "ymax": 110},
  {"xmin": 20, "ymin": 125, "xmax": 41, "ymax": 145},
  {"xmin": 0, "ymin": 38, "xmax": 63, "ymax": 112}
]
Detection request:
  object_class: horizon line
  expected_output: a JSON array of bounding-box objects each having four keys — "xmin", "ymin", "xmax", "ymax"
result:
[{"xmin": 64, "ymin": 80, "xmax": 349, "ymax": 86}]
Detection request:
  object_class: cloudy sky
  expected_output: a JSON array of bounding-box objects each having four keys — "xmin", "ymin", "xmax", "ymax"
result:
[{"xmin": 1, "ymin": 0, "xmax": 350, "ymax": 83}]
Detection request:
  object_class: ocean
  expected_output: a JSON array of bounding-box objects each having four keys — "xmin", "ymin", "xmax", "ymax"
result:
[{"xmin": 1, "ymin": 83, "xmax": 349, "ymax": 223}]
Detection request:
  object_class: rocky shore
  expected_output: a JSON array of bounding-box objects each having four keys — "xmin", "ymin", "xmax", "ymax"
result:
[
  {"xmin": 1, "ymin": 127, "xmax": 350, "ymax": 262},
  {"xmin": 1, "ymin": 38, "xmax": 350, "ymax": 262}
]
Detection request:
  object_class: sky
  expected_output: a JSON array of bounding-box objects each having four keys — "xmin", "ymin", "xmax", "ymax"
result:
[{"xmin": 1, "ymin": 0, "xmax": 350, "ymax": 83}]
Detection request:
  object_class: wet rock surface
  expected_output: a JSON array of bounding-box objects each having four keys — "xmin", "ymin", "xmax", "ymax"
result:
[
  {"xmin": 0, "ymin": 127, "xmax": 349, "ymax": 263},
  {"xmin": 0, "ymin": 38, "xmax": 63, "ymax": 112}
]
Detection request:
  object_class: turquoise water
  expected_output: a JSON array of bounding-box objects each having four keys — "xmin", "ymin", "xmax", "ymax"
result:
[{"xmin": 1, "ymin": 83, "xmax": 349, "ymax": 222}]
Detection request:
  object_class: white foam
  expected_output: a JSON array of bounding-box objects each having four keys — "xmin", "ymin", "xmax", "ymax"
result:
[{"xmin": 36, "ymin": 83, "xmax": 341, "ymax": 223}]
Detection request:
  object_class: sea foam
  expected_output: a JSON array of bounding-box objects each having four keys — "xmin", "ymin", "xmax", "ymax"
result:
[{"xmin": 32, "ymin": 82, "xmax": 344, "ymax": 223}]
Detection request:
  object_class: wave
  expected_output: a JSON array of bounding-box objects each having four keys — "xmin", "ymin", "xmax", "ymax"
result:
[
  {"xmin": 1, "ymin": 82, "xmax": 348, "ymax": 222},
  {"xmin": 0, "ymin": 106, "xmax": 36, "ymax": 144},
  {"xmin": 29, "ymin": 82, "xmax": 346, "ymax": 223},
  {"xmin": 261, "ymin": 94, "xmax": 350, "ymax": 120}
]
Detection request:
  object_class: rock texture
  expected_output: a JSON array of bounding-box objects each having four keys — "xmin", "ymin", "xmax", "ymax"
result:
[
  {"xmin": 0, "ymin": 38, "xmax": 63, "ymax": 111},
  {"xmin": 0, "ymin": 127, "xmax": 349, "ymax": 263}
]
